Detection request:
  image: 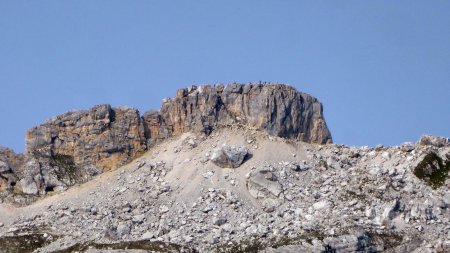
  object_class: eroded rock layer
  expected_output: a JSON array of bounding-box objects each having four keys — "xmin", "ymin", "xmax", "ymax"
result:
[{"xmin": 26, "ymin": 104, "xmax": 146, "ymax": 171}]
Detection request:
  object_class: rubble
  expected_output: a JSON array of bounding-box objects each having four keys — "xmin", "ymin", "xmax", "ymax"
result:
[{"xmin": 0, "ymin": 128, "xmax": 448, "ymax": 252}]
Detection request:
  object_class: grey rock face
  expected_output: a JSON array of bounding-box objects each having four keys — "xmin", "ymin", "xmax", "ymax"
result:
[
  {"xmin": 141, "ymin": 111, "xmax": 170, "ymax": 148},
  {"xmin": 17, "ymin": 155, "xmax": 102, "ymax": 196},
  {"xmin": 18, "ymin": 176, "xmax": 38, "ymax": 195},
  {"xmin": 159, "ymin": 83, "xmax": 332, "ymax": 144},
  {"xmin": 26, "ymin": 104, "xmax": 147, "ymax": 171},
  {"xmin": 22, "ymin": 105, "xmax": 146, "ymax": 196},
  {"xmin": 211, "ymin": 145, "xmax": 249, "ymax": 168}
]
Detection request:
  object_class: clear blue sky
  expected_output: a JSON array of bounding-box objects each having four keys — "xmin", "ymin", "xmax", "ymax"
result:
[{"xmin": 1, "ymin": 1, "xmax": 449, "ymax": 152}]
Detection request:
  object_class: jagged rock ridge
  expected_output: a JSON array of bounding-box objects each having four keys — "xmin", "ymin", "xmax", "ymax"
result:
[{"xmin": 1, "ymin": 83, "xmax": 332, "ymax": 199}]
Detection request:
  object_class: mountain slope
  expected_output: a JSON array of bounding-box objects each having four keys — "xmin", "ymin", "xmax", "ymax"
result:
[{"xmin": 0, "ymin": 127, "xmax": 448, "ymax": 252}]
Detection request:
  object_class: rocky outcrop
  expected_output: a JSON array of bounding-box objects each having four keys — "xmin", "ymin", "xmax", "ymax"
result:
[
  {"xmin": 25, "ymin": 84, "xmax": 331, "ymax": 177},
  {"xmin": 0, "ymin": 147, "xmax": 24, "ymax": 192},
  {"xmin": 158, "ymin": 83, "xmax": 332, "ymax": 144},
  {"xmin": 419, "ymin": 135, "xmax": 450, "ymax": 147},
  {"xmin": 21, "ymin": 105, "xmax": 147, "ymax": 195},
  {"xmin": 3, "ymin": 83, "xmax": 332, "ymax": 199},
  {"xmin": 26, "ymin": 104, "xmax": 146, "ymax": 170}
]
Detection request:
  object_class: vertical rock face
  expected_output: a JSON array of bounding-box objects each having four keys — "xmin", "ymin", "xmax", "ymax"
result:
[
  {"xmin": 141, "ymin": 111, "xmax": 171, "ymax": 147},
  {"xmin": 158, "ymin": 84, "xmax": 332, "ymax": 144}
]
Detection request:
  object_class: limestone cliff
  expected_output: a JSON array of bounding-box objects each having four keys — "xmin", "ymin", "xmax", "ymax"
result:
[
  {"xmin": 26, "ymin": 104, "xmax": 146, "ymax": 171},
  {"xmin": 157, "ymin": 83, "xmax": 332, "ymax": 144},
  {"xmin": 2, "ymin": 83, "xmax": 332, "ymax": 199},
  {"xmin": 18, "ymin": 105, "xmax": 147, "ymax": 195}
]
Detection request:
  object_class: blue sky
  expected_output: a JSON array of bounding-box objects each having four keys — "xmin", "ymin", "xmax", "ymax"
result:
[{"xmin": 1, "ymin": 1, "xmax": 449, "ymax": 152}]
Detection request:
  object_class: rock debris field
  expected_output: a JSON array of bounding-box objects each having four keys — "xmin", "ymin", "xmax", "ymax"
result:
[{"xmin": 0, "ymin": 128, "xmax": 449, "ymax": 252}]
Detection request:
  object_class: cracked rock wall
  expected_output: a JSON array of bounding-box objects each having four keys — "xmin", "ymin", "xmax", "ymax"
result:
[{"xmin": 158, "ymin": 83, "xmax": 332, "ymax": 145}]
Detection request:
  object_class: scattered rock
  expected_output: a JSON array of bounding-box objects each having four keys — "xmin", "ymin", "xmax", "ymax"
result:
[{"xmin": 141, "ymin": 231, "xmax": 153, "ymax": 240}]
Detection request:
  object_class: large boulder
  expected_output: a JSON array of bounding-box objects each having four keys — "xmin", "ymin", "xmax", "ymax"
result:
[
  {"xmin": 247, "ymin": 168, "xmax": 283, "ymax": 198},
  {"xmin": 246, "ymin": 167, "xmax": 284, "ymax": 212},
  {"xmin": 211, "ymin": 145, "xmax": 249, "ymax": 168}
]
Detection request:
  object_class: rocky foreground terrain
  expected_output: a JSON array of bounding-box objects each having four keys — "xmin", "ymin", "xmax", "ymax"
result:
[{"xmin": 0, "ymin": 83, "xmax": 448, "ymax": 253}]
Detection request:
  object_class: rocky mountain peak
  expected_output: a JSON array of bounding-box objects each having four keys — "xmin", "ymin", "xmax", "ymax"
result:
[{"xmin": 2, "ymin": 83, "xmax": 332, "ymax": 199}]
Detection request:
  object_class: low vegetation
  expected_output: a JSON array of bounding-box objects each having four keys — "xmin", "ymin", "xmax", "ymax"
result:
[{"xmin": 413, "ymin": 152, "xmax": 449, "ymax": 189}]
